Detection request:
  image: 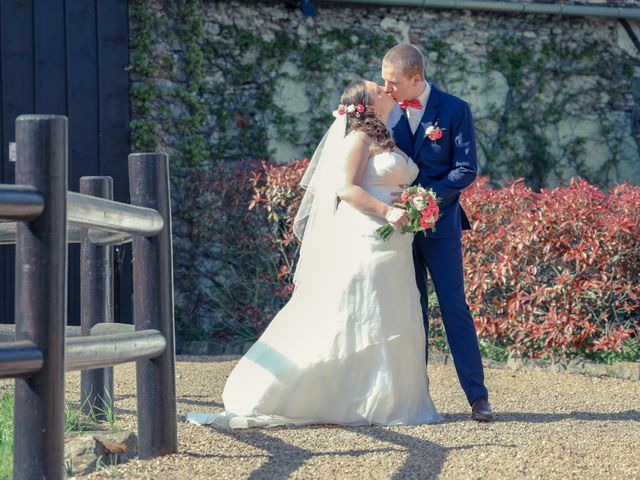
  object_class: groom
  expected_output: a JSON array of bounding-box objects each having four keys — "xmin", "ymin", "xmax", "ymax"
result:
[{"xmin": 382, "ymin": 44, "xmax": 494, "ymax": 421}]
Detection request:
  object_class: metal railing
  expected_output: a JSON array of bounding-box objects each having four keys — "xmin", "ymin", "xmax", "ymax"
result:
[{"xmin": 0, "ymin": 115, "xmax": 177, "ymax": 479}]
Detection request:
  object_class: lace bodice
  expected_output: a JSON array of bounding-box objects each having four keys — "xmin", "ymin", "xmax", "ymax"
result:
[{"xmin": 359, "ymin": 150, "xmax": 419, "ymax": 204}]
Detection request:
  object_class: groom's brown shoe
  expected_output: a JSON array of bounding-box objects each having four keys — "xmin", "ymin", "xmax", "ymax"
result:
[{"xmin": 471, "ymin": 397, "xmax": 495, "ymax": 422}]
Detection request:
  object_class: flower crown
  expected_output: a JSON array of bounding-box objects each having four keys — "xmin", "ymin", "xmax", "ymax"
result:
[{"xmin": 332, "ymin": 103, "xmax": 371, "ymax": 118}]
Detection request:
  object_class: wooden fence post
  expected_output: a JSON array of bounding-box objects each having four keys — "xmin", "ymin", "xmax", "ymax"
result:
[
  {"xmin": 80, "ymin": 176, "xmax": 114, "ymax": 419},
  {"xmin": 13, "ymin": 115, "xmax": 68, "ymax": 479},
  {"xmin": 129, "ymin": 153, "xmax": 177, "ymax": 458}
]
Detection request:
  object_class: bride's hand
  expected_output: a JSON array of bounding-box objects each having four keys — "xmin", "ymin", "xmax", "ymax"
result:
[
  {"xmin": 390, "ymin": 184, "xmax": 405, "ymax": 204},
  {"xmin": 384, "ymin": 206, "xmax": 411, "ymax": 229}
]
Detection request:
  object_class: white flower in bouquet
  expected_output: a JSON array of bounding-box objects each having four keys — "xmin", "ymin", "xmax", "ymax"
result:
[{"xmin": 411, "ymin": 196, "xmax": 427, "ymax": 210}]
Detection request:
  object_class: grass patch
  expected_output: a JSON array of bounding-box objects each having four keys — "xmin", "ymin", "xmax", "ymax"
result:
[
  {"xmin": 90, "ymin": 391, "xmax": 120, "ymax": 433},
  {"xmin": 0, "ymin": 390, "xmax": 120, "ymax": 479},
  {"xmin": 64, "ymin": 401, "xmax": 95, "ymax": 434},
  {"xmin": 0, "ymin": 390, "xmax": 13, "ymax": 480}
]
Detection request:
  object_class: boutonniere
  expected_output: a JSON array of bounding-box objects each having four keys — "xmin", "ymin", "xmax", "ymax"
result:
[{"xmin": 425, "ymin": 121, "xmax": 445, "ymax": 142}]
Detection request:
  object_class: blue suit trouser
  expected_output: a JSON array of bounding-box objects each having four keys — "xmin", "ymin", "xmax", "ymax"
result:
[{"xmin": 413, "ymin": 236, "xmax": 488, "ymax": 405}]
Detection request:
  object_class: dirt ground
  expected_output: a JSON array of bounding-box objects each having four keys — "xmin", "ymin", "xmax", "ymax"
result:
[{"xmin": 48, "ymin": 356, "xmax": 640, "ymax": 479}]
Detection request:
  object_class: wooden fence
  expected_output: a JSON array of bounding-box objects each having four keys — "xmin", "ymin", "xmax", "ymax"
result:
[{"xmin": 0, "ymin": 115, "xmax": 177, "ymax": 479}]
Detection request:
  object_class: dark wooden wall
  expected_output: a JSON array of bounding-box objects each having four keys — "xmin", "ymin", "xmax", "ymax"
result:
[{"xmin": 0, "ymin": 0, "xmax": 132, "ymax": 325}]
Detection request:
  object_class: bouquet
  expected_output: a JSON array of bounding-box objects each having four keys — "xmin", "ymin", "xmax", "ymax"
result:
[{"xmin": 376, "ymin": 185, "xmax": 441, "ymax": 241}]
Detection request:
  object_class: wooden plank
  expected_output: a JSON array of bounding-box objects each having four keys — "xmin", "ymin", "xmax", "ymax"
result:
[
  {"xmin": 66, "ymin": 0, "xmax": 101, "ymax": 328},
  {"xmin": 0, "ymin": 0, "xmax": 34, "ymax": 178},
  {"xmin": 96, "ymin": 0, "xmax": 129, "ymax": 200},
  {"xmin": 96, "ymin": 0, "xmax": 132, "ymax": 325},
  {"xmin": 34, "ymin": 0, "xmax": 67, "ymax": 114},
  {"xmin": 0, "ymin": 4, "xmax": 4, "ymax": 324},
  {"xmin": 66, "ymin": 0, "xmax": 100, "ymax": 181},
  {"xmin": 0, "ymin": 0, "xmax": 35, "ymax": 326},
  {"xmin": 0, "ymin": 4, "xmax": 5, "ymax": 183},
  {"xmin": 33, "ymin": 0, "xmax": 73, "ymax": 325},
  {"xmin": 0, "ymin": 4, "xmax": 5, "ymax": 325}
]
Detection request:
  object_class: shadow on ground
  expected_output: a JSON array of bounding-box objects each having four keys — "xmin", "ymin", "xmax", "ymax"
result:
[
  {"xmin": 181, "ymin": 424, "xmax": 515, "ymax": 479},
  {"xmin": 441, "ymin": 410, "xmax": 640, "ymax": 423}
]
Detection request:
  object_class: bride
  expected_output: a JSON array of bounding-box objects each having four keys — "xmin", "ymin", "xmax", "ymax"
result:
[{"xmin": 187, "ymin": 80, "xmax": 443, "ymax": 428}]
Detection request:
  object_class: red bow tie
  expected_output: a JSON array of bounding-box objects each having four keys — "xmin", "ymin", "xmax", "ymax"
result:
[{"xmin": 399, "ymin": 99, "xmax": 423, "ymax": 109}]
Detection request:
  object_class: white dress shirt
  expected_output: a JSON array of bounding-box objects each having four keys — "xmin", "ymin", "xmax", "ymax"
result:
[{"xmin": 405, "ymin": 82, "xmax": 431, "ymax": 135}]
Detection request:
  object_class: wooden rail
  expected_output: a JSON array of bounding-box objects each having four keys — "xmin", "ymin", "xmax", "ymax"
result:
[{"xmin": 0, "ymin": 115, "xmax": 177, "ymax": 479}]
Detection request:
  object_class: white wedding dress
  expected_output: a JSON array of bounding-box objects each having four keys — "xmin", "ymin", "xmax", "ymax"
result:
[{"xmin": 187, "ymin": 151, "xmax": 442, "ymax": 429}]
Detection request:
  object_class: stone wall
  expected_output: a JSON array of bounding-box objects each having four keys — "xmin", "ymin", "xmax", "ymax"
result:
[
  {"xmin": 129, "ymin": 0, "xmax": 640, "ymax": 340},
  {"xmin": 131, "ymin": 1, "xmax": 640, "ymax": 187}
]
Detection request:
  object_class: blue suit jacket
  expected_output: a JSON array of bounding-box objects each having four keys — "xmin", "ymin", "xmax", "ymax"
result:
[{"xmin": 390, "ymin": 85, "xmax": 477, "ymax": 239}]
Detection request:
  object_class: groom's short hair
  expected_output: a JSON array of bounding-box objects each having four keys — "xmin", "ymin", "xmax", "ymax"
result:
[{"xmin": 382, "ymin": 44, "xmax": 425, "ymax": 80}]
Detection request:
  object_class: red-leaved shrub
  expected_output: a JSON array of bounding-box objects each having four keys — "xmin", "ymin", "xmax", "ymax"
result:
[
  {"xmin": 182, "ymin": 159, "xmax": 639, "ymax": 362},
  {"xmin": 251, "ymin": 170, "xmax": 640, "ymax": 361},
  {"xmin": 461, "ymin": 177, "xmax": 640, "ymax": 360},
  {"xmin": 178, "ymin": 159, "xmax": 308, "ymax": 343},
  {"xmin": 249, "ymin": 158, "xmax": 310, "ymax": 298}
]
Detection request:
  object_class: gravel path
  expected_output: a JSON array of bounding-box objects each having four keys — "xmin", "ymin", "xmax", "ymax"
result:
[{"xmin": 6, "ymin": 356, "xmax": 640, "ymax": 479}]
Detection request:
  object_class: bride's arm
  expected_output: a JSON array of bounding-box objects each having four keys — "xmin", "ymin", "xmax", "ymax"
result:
[{"xmin": 335, "ymin": 132, "xmax": 409, "ymax": 226}]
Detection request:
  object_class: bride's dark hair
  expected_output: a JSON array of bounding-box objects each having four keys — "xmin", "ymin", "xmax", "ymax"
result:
[{"xmin": 340, "ymin": 81, "xmax": 395, "ymax": 151}]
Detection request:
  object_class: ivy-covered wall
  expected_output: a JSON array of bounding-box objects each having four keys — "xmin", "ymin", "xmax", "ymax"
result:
[
  {"xmin": 130, "ymin": 1, "xmax": 640, "ymax": 185},
  {"xmin": 129, "ymin": 0, "xmax": 640, "ymax": 344}
]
